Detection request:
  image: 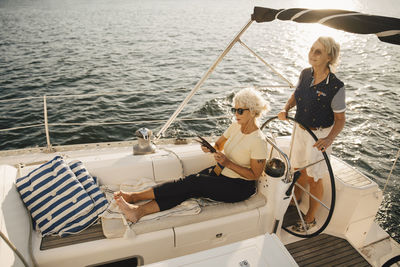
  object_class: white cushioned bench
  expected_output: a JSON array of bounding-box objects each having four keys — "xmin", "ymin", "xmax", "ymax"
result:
[{"xmin": 132, "ymin": 192, "xmax": 266, "ymax": 235}]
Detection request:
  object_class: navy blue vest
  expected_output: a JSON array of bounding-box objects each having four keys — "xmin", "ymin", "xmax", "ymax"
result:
[{"xmin": 294, "ymin": 68, "xmax": 344, "ymax": 128}]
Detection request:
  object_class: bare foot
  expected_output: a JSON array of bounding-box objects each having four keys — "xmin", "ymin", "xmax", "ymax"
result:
[
  {"xmin": 115, "ymin": 196, "xmax": 142, "ymax": 223},
  {"xmin": 113, "ymin": 190, "xmax": 135, "ymax": 203}
]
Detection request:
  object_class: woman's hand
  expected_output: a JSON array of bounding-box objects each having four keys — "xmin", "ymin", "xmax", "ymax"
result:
[
  {"xmin": 313, "ymin": 137, "xmax": 334, "ymax": 152},
  {"xmin": 314, "ymin": 112, "xmax": 345, "ymax": 152},
  {"xmin": 214, "ymin": 152, "xmax": 231, "ymax": 167},
  {"xmin": 200, "ymin": 136, "xmax": 227, "ymax": 153},
  {"xmin": 200, "ymin": 144, "xmax": 211, "ymax": 153},
  {"xmin": 277, "ymin": 110, "xmax": 288, "ymax": 120},
  {"xmin": 279, "ymin": 93, "xmax": 295, "ymax": 120}
]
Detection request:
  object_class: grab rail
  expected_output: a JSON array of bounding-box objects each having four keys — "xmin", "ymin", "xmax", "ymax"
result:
[{"xmin": 264, "ymin": 135, "xmax": 293, "ymax": 183}]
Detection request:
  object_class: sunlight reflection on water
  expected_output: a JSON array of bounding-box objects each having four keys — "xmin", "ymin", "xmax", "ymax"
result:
[{"xmin": 0, "ymin": 0, "xmax": 399, "ymax": 242}]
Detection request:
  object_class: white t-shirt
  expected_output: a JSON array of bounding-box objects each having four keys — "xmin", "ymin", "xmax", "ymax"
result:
[{"xmin": 221, "ymin": 122, "xmax": 267, "ymax": 179}]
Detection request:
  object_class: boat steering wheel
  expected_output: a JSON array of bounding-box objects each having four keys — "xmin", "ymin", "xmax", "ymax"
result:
[{"xmin": 261, "ymin": 116, "xmax": 336, "ymax": 238}]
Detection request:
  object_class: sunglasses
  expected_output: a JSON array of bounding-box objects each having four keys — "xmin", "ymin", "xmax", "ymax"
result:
[
  {"xmin": 309, "ymin": 48, "xmax": 324, "ymax": 56},
  {"xmin": 231, "ymin": 108, "xmax": 249, "ymax": 115}
]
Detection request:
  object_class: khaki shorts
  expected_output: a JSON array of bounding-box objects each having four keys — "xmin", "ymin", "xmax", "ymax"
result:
[{"xmin": 290, "ymin": 124, "xmax": 333, "ymax": 181}]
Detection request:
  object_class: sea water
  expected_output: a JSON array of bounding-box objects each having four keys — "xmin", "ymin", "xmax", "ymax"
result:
[{"xmin": 1, "ymin": 0, "xmax": 399, "ymax": 241}]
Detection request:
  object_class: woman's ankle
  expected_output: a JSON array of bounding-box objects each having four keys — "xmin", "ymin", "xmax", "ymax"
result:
[{"xmin": 304, "ymin": 215, "xmax": 315, "ymax": 223}]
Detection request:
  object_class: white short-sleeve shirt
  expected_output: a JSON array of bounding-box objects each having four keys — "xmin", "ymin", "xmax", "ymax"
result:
[{"xmin": 221, "ymin": 122, "xmax": 267, "ymax": 179}]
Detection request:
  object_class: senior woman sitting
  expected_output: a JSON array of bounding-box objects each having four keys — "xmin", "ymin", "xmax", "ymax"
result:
[{"xmin": 114, "ymin": 87, "xmax": 269, "ymax": 223}]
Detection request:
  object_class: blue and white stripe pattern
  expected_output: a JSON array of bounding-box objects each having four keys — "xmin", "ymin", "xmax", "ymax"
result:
[
  {"xmin": 59, "ymin": 160, "xmax": 109, "ymax": 236},
  {"xmin": 15, "ymin": 156, "xmax": 94, "ymax": 236}
]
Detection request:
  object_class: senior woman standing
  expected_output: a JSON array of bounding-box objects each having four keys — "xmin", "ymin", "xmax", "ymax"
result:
[
  {"xmin": 278, "ymin": 36, "xmax": 346, "ymax": 232},
  {"xmin": 114, "ymin": 87, "xmax": 269, "ymax": 223}
]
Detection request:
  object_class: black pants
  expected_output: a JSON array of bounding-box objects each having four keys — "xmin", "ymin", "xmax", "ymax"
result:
[{"xmin": 153, "ymin": 167, "xmax": 256, "ymax": 211}]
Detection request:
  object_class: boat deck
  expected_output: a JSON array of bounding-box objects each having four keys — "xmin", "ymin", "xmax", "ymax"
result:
[
  {"xmin": 283, "ymin": 206, "xmax": 371, "ymax": 266},
  {"xmin": 285, "ymin": 234, "xmax": 371, "ymax": 267},
  {"xmin": 331, "ymin": 157, "xmax": 372, "ymax": 187},
  {"xmin": 41, "ymin": 208, "xmax": 370, "ymax": 267},
  {"xmin": 37, "ymin": 152, "xmax": 376, "ymax": 266}
]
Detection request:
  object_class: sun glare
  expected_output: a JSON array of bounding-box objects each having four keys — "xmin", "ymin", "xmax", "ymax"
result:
[
  {"xmin": 293, "ymin": 0, "xmax": 359, "ymax": 10},
  {"xmin": 287, "ymin": 0, "xmax": 360, "ymax": 57},
  {"xmin": 298, "ymin": 24, "xmax": 350, "ymax": 44}
]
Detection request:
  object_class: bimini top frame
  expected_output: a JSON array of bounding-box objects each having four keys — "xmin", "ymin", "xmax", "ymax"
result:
[{"xmin": 156, "ymin": 6, "xmax": 400, "ymax": 140}]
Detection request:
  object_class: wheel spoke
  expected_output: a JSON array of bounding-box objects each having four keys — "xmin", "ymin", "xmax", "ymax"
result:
[
  {"xmin": 295, "ymin": 158, "xmax": 325, "ymax": 173},
  {"xmin": 294, "ymin": 183, "xmax": 330, "ymax": 210},
  {"xmin": 292, "ymin": 194, "xmax": 309, "ymax": 235}
]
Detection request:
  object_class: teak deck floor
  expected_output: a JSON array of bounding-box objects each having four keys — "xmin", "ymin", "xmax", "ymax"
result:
[
  {"xmin": 41, "ymin": 223, "xmax": 105, "ymax": 250},
  {"xmin": 285, "ymin": 234, "xmax": 371, "ymax": 267},
  {"xmin": 283, "ymin": 206, "xmax": 370, "ymax": 267}
]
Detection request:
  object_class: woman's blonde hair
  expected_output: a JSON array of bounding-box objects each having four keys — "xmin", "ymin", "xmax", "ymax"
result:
[
  {"xmin": 233, "ymin": 88, "xmax": 269, "ymax": 118},
  {"xmin": 317, "ymin": 36, "xmax": 340, "ymax": 72}
]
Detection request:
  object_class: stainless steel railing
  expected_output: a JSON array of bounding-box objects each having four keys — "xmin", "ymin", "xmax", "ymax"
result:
[{"xmin": 0, "ymin": 83, "xmax": 292, "ymax": 152}]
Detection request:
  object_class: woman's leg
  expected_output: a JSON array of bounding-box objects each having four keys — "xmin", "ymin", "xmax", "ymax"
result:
[
  {"xmin": 116, "ymin": 174, "xmax": 255, "ymax": 222},
  {"xmin": 114, "ymin": 188, "xmax": 155, "ymax": 203},
  {"xmin": 115, "ymin": 196, "xmax": 160, "ymax": 223},
  {"xmin": 293, "ymin": 169, "xmax": 323, "ymax": 223},
  {"xmin": 154, "ymin": 174, "xmax": 256, "ymax": 211},
  {"xmin": 293, "ymin": 169, "xmax": 310, "ymax": 204},
  {"xmin": 113, "ymin": 166, "xmax": 215, "ymax": 204},
  {"xmin": 305, "ymin": 178, "xmax": 323, "ymax": 223}
]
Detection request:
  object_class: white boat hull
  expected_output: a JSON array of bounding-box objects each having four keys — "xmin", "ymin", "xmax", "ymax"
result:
[{"xmin": 0, "ymin": 137, "xmax": 399, "ymax": 266}]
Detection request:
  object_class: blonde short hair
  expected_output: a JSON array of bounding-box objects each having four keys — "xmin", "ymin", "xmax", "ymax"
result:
[
  {"xmin": 317, "ymin": 36, "xmax": 341, "ymax": 72},
  {"xmin": 233, "ymin": 88, "xmax": 269, "ymax": 117}
]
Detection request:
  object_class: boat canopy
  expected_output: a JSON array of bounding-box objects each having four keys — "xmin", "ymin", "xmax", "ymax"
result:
[{"xmin": 252, "ymin": 7, "xmax": 400, "ymax": 45}]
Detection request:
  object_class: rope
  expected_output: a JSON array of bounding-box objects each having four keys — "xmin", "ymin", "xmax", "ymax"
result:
[
  {"xmin": 0, "ymin": 92, "xmax": 140, "ymax": 103},
  {"xmin": 48, "ymin": 115, "xmax": 230, "ymax": 126},
  {"xmin": 0, "ymin": 231, "xmax": 31, "ymax": 267},
  {"xmin": 237, "ymin": 39, "xmax": 294, "ymax": 87},
  {"xmin": 0, "ymin": 96, "xmax": 43, "ymax": 103},
  {"xmin": 0, "ymin": 85, "xmax": 292, "ymax": 104},
  {"xmin": 0, "ymin": 124, "xmax": 44, "ymax": 132},
  {"xmin": 383, "ymin": 147, "xmax": 400, "ymax": 194},
  {"xmin": 0, "ymin": 115, "xmax": 231, "ymax": 133},
  {"xmin": 27, "ymin": 205, "xmax": 38, "ymax": 267},
  {"xmin": 158, "ymin": 147, "xmax": 185, "ymax": 178},
  {"xmin": 155, "ymin": 19, "xmax": 254, "ymax": 139}
]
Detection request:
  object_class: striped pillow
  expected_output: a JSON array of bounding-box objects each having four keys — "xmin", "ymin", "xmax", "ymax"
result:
[
  {"xmin": 59, "ymin": 160, "xmax": 109, "ymax": 236},
  {"xmin": 15, "ymin": 156, "xmax": 94, "ymax": 236}
]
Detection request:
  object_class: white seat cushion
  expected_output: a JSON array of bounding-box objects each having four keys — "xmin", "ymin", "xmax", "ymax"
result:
[{"xmin": 132, "ymin": 192, "xmax": 266, "ymax": 235}]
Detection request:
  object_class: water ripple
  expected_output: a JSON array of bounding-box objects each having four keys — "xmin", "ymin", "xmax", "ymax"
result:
[{"xmin": 1, "ymin": 0, "xmax": 400, "ymax": 242}]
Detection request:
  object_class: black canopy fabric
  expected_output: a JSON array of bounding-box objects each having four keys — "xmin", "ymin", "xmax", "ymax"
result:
[{"xmin": 252, "ymin": 7, "xmax": 400, "ymax": 45}]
